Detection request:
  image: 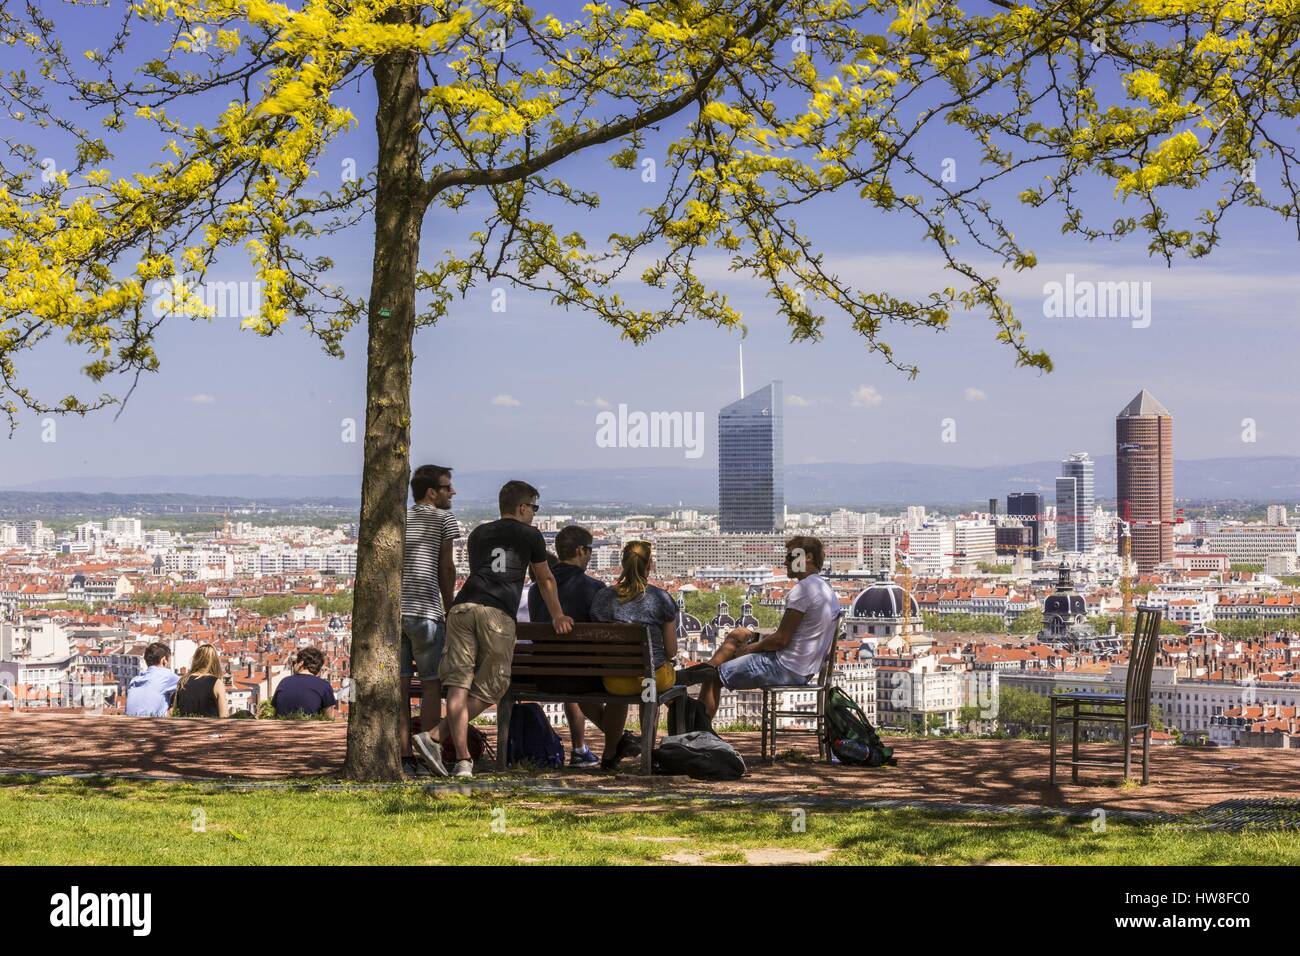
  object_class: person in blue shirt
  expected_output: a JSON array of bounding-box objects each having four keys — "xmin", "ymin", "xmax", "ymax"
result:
[
  {"xmin": 527, "ymin": 525, "xmax": 609, "ymax": 768},
  {"xmin": 125, "ymin": 642, "xmax": 179, "ymax": 717},
  {"xmin": 272, "ymin": 646, "xmax": 338, "ymax": 718}
]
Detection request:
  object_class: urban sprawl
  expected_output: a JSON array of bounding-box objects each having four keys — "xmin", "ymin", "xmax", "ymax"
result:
[{"xmin": 4, "ymin": 388, "xmax": 1300, "ymax": 748}]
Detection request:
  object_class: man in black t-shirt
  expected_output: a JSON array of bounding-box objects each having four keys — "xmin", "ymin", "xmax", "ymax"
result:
[{"xmin": 413, "ymin": 480, "xmax": 572, "ymax": 779}]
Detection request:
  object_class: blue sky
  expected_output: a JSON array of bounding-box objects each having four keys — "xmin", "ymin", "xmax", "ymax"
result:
[{"xmin": 3, "ymin": 4, "xmax": 1299, "ymax": 487}]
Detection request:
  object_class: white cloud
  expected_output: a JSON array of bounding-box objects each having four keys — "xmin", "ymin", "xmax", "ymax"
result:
[
  {"xmin": 964, "ymin": 387, "xmax": 987, "ymax": 402},
  {"xmin": 574, "ymin": 397, "xmax": 613, "ymax": 408},
  {"xmin": 187, "ymin": 394, "xmax": 215, "ymax": 404},
  {"xmin": 786, "ymin": 394, "xmax": 815, "ymax": 407},
  {"xmin": 491, "ymin": 394, "xmax": 521, "ymax": 407},
  {"xmin": 850, "ymin": 385, "xmax": 883, "ymax": 408}
]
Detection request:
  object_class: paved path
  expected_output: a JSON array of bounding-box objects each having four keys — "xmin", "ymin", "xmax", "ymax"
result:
[{"xmin": 4, "ymin": 712, "xmax": 1298, "ymax": 816}]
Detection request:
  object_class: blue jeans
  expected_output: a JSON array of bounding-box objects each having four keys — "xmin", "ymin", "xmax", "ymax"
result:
[
  {"xmin": 401, "ymin": 616, "xmax": 446, "ymax": 680},
  {"xmin": 718, "ymin": 651, "xmax": 810, "ymax": 690}
]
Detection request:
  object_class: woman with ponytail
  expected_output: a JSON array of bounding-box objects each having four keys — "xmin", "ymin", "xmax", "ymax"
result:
[{"xmin": 589, "ymin": 540, "xmax": 679, "ymax": 770}]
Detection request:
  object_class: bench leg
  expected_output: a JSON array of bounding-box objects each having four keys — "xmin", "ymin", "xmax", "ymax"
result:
[
  {"xmin": 496, "ymin": 698, "xmax": 513, "ymax": 773},
  {"xmin": 668, "ymin": 694, "xmax": 686, "ymax": 737},
  {"xmin": 1071, "ymin": 700, "xmax": 1080, "ymax": 784},
  {"xmin": 1049, "ymin": 700, "xmax": 1057, "ymax": 787},
  {"xmin": 640, "ymin": 700, "xmax": 658, "ymax": 775}
]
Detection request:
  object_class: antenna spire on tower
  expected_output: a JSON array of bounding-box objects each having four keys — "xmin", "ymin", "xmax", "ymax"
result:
[{"xmin": 739, "ymin": 343, "xmax": 745, "ymax": 398}]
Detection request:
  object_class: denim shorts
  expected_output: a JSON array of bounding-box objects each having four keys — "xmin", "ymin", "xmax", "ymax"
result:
[
  {"xmin": 401, "ymin": 616, "xmax": 446, "ymax": 679},
  {"xmin": 719, "ymin": 651, "xmax": 810, "ymax": 690}
]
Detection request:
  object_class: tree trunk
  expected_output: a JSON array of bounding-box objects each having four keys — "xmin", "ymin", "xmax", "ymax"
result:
[{"xmin": 343, "ymin": 43, "xmax": 426, "ymax": 781}]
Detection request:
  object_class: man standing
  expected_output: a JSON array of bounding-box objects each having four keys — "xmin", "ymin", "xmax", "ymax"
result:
[
  {"xmin": 528, "ymin": 525, "xmax": 606, "ymax": 768},
  {"xmin": 400, "ymin": 464, "xmax": 458, "ymax": 771},
  {"xmin": 125, "ymin": 642, "xmax": 179, "ymax": 717},
  {"xmin": 697, "ymin": 536, "xmax": 839, "ymax": 720},
  {"xmin": 414, "ymin": 481, "xmax": 572, "ymax": 778}
]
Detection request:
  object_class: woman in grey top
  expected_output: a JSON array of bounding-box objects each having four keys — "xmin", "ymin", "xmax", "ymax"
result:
[{"xmin": 589, "ymin": 540, "xmax": 679, "ymax": 769}]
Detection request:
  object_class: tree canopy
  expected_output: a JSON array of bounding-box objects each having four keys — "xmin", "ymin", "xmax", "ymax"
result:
[{"xmin": 4, "ymin": 0, "xmax": 1297, "ymax": 427}]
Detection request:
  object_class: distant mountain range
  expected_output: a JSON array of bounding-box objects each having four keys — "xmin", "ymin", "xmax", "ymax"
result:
[{"xmin": 4, "ymin": 456, "xmax": 1300, "ymax": 510}]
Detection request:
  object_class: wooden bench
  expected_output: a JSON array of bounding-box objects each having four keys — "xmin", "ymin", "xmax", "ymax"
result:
[{"xmin": 409, "ymin": 621, "xmax": 686, "ymax": 774}]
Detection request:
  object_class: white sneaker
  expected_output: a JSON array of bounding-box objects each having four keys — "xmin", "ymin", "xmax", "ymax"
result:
[
  {"xmin": 453, "ymin": 759, "xmax": 474, "ymax": 779},
  {"xmin": 412, "ymin": 732, "xmax": 448, "ymax": 776}
]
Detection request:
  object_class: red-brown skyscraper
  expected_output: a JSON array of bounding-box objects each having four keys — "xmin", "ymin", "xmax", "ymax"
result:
[{"xmin": 1116, "ymin": 389, "xmax": 1174, "ymax": 572}]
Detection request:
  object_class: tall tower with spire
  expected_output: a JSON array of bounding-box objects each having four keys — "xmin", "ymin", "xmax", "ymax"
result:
[
  {"xmin": 718, "ymin": 380, "xmax": 783, "ymax": 532},
  {"xmin": 1116, "ymin": 389, "xmax": 1174, "ymax": 572}
]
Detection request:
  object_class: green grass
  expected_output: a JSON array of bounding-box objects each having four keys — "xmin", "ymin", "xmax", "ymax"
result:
[{"xmin": 2, "ymin": 776, "xmax": 1299, "ymax": 865}]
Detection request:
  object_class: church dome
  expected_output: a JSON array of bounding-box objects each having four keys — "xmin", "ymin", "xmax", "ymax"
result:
[{"xmin": 851, "ymin": 570, "xmax": 920, "ymax": 619}]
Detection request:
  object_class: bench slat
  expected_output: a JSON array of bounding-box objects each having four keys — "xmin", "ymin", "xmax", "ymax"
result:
[
  {"xmin": 513, "ymin": 642, "xmax": 642, "ymax": 654},
  {"xmin": 511, "ymin": 665, "xmax": 643, "ymax": 677},
  {"xmin": 516, "ymin": 624, "xmax": 647, "ymax": 643},
  {"xmin": 512, "ymin": 653, "xmax": 644, "ymax": 666}
]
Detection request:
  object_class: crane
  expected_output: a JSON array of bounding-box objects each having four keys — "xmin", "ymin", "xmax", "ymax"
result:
[{"xmin": 1118, "ymin": 516, "xmax": 1133, "ymax": 635}]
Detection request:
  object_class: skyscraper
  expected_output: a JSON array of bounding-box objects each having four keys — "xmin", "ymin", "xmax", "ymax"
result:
[
  {"xmin": 1117, "ymin": 389, "xmax": 1174, "ymax": 572},
  {"xmin": 1055, "ymin": 453, "xmax": 1095, "ymax": 553},
  {"xmin": 718, "ymin": 381, "xmax": 783, "ymax": 533},
  {"xmin": 1007, "ymin": 492, "xmax": 1044, "ymax": 559}
]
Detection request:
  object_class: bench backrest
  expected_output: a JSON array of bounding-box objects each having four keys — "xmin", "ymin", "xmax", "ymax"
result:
[{"xmin": 510, "ymin": 622, "xmax": 655, "ymax": 689}]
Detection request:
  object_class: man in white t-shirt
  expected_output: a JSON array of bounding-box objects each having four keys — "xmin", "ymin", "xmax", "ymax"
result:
[{"xmin": 697, "ymin": 536, "xmax": 839, "ymax": 719}]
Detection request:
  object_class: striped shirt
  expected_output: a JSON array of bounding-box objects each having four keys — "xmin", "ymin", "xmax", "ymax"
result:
[{"xmin": 401, "ymin": 505, "xmax": 458, "ymax": 620}]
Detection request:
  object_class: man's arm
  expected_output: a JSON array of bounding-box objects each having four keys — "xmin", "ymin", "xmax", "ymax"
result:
[
  {"xmin": 738, "ymin": 608, "xmax": 804, "ymax": 655},
  {"xmin": 530, "ymin": 560, "xmax": 573, "ymax": 634},
  {"xmin": 438, "ymin": 538, "xmax": 456, "ymax": 612}
]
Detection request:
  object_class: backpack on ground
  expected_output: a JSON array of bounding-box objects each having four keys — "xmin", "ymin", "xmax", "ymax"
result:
[
  {"xmin": 653, "ymin": 731, "xmax": 746, "ymax": 780},
  {"xmin": 441, "ymin": 725, "xmax": 489, "ymax": 765},
  {"xmin": 506, "ymin": 703, "xmax": 565, "ymax": 769},
  {"xmin": 667, "ymin": 694, "xmax": 715, "ymax": 736},
  {"xmin": 824, "ymin": 685, "xmax": 895, "ymax": 767}
]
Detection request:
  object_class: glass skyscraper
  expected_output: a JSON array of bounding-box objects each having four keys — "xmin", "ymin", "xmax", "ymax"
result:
[
  {"xmin": 718, "ymin": 381, "xmax": 783, "ymax": 533},
  {"xmin": 1007, "ymin": 491, "xmax": 1044, "ymax": 559},
  {"xmin": 1055, "ymin": 452, "xmax": 1095, "ymax": 553}
]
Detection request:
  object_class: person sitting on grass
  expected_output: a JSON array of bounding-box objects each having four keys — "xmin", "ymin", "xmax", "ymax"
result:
[
  {"xmin": 588, "ymin": 540, "xmax": 678, "ymax": 771},
  {"xmin": 527, "ymin": 524, "xmax": 609, "ymax": 769},
  {"xmin": 125, "ymin": 641, "xmax": 179, "ymax": 717},
  {"xmin": 173, "ymin": 643, "xmax": 228, "ymax": 718},
  {"xmin": 695, "ymin": 535, "xmax": 839, "ymax": 721},
  {"xmin": 272, "ymin": 646, "xmax": 338, "ymax": 719}
]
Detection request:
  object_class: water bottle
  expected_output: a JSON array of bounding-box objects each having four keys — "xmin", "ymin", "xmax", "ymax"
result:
[{"xmin": 833, "ymin": 737, "xmax": 873, "ymax": 764}]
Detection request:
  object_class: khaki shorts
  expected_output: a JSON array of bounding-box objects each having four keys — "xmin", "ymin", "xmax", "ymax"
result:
[{"xmin": 439, "ymin": 603, "xmax": 517, "ymax": 703}]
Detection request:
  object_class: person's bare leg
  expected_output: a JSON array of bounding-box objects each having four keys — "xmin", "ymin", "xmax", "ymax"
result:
[
  {"xmin": 580, "ymin": 703, "xmax": 605, "ymax": 727},
  {"xmin": 422, "ymin": 679, "xmax": 442, "ymax": 739},
  {"xmin": 564, "ymin": 702, "xmax": 587, "ymax": 750},
  {"xmin": 707, "ymin": 627, "xmax": 754, "ymax": 668},
  {"xmin": 699, "ymin": 674, "xmax": 724, "ymax": 719},
  {"xmin": 443, "ymin": 686, "xmax": 470, "ymax": 761},
  {"xmin": 600, "ymin": 703, "xmax": 629, "ymax": 764},
  {"xmin": 401, "ymin": 676, "xmax": 414, "ymax": 754}
]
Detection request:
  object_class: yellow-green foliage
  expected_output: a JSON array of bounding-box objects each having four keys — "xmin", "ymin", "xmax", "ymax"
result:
[{"xmin": 1, "ymin": 0, "xmax": 1297, "ymax": 426}]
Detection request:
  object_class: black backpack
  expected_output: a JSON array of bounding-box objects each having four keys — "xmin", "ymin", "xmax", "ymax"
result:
[
  {"xmin": 506, "ymin": 703, "xmax": 565, "ymax": 768},
  {"xmin": 824, "ymin": 686, "xmax": 895, "ymax": 767},
  {"xmin": 667, "ymin": 695, "xmax": 715, "ymax": 736},
  {"xmin": 653, "ymin": 731, "xmax": 746, "ymax": 780}
]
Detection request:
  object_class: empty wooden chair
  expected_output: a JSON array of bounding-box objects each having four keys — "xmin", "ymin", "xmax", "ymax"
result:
[{"xmin": 1049, "ymin": 605, "xmax": 1162, "ymax": 786}]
